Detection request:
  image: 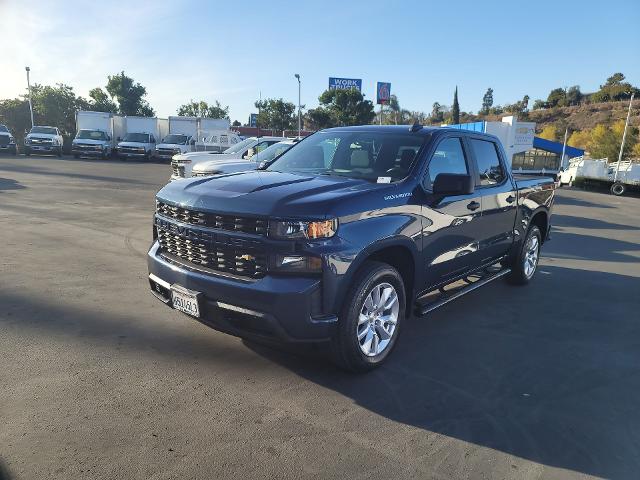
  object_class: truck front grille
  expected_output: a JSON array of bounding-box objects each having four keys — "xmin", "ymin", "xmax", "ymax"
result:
[
  {"xmin": 0, "ymin": 136, "xmax": 9, "ymax": 146},
  {"xmin": 158, "ymin": 148, "xmax": 179, "ymax": 157},
  {"xmin": 172, "ymin": 164, "xmax": 184, "ymax": 177},
  {"xmin": 156, "ymin": 202, "xmax": 268, "ymax": 235},
  {"xmin": 156, "ymin": 226, "xmax": 267, "ymax": 279}
]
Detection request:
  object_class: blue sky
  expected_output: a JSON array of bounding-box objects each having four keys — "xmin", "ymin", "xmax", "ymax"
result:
[{"xmin": 2, "ymin": 0, "xmax": 639, "ymax": 123}]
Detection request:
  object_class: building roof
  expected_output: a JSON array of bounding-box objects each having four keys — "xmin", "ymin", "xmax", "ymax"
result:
[{"xmin": 533, "ymin": 136, "xmax": 584, "ymax": 158}]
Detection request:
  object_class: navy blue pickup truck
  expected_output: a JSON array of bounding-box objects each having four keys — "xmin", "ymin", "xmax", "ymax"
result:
[{"xmin": 148, "ymin": 125, "xmax": 555, "ymax": 372}]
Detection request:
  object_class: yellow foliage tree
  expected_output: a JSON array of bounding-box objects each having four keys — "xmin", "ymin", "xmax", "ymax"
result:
[
  {"xmin": 538, "ymin": 124, "xmax": 558, "ymax": 141},
  {"xmin": 568, "ymin": 130, "xmax": 590, "ymax": 150}
]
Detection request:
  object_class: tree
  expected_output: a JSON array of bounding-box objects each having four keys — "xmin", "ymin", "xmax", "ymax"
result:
[
  {"xmin": 481, "ymin": 88, "xmax": 493, "ymax": 115},
  {"xmin": 305, "ymin": 108, "xmax": 333, "ymax": 130},
  {"xmin": 611, "ymin": 119, "xmax": 638, "ymax": 160},
  {"xmin": 255, "ymin": 98, "xmax": 296, "ymax": 131},
  {"xmin": 389, "ymin": 95, "xmax": 401, "ymax": 124},
  {"xmin": 566, "ymin": 85, "xmax": 582, "ymax": 106},
  {"xmin": 521, "ymin": 95, "xmax": 530, "ymax": 112},
  {"xmin": 591, "ymin": 73, "xmax": 639, "ymax": 102},
  {"xmin": 538, "ymin": 125, "xmax": 558, "ymax": 142},
  {"xmin": 87, "ymin": 88, "xmax": 118, "ymax": 113},
  {"xmin": 177, "ymin": 99, "xmax": 229, "ymax": 119},
  {"xmin": 532, "ymin": 99, "xmax": 547, "ymax": 110},
  {"xmin": 232, "ymin": 120, "xmax": 241, "ymax": 127},
  {"xmin": 30, "ymin": 83, "xmax": 89, "ymax": 141},
  {"xmin": 546, "ymin": 88, "xmax": 566, "ymax": 108},
  {"xmin": 568, "ymin": 130, "xmax": 591, "ymax": 150},
  {"xmin": 451, "ymin": 87, "xmax": 460, "ymax": 124},
  {"xmin": 104, "ymin": 71, "xmax": 155, "ymax": 116},
  {"xmin": 430, "ymin": 102, "xmax": 444, "ymax": 124},
  {"xmin": 310, "ymin": 89, "xmax": 376, "ymax": 128},
  {"xmin": 589, "ymin": 124, "xmax": 618, "ymax": 159},
  {"xmin": 0, "ymin": 98, "xmax": 32, "ymax": 144}
]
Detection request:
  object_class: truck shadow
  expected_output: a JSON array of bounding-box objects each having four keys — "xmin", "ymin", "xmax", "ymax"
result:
[
  {"xmin": 553, "ymin": 213, "xmax": 640, "ymax": 231},
  {"xmin": 244, "ymin": 266, "xmax": 640, "ymax": 479},
  {"xmin": 0, "ymin": 164, "xmax": 152, "ymax": 186},
  {"xmin": 0, "ymin": 178, "xmax": 25, "ymax": 192},
  {"xmin": 1, "ymin": 266, "xmax": 639, "ymax": 478},
  {"xmin": 544, "ymin": 230, "xmax": 640, "ymax": 263},
  {"xmin": 554, "ymin": 193, "xmax": 615, "ymax": 208}
]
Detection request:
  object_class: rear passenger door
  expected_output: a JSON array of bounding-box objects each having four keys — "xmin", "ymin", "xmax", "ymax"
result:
[
  {"xmin": 420, "ymin": 136, "xmax": 485, "ymax": 287},
  {"xmin": 466, "ymin": 137, "xmax": 517, "ymax": 263}
]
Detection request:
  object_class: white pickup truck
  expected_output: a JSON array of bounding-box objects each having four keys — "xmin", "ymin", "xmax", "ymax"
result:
[
  {"xmin": 0, "ymin": 124, "xmax": 17, "ymax": 155},
  {"xmin": 117, "ymin": 132, "xmax": 157, "ymax": 160},
  {"xmin": 170, "ymin": 136, "xmax": 285, "ymax": 180},
  {"xmin": 24, "ymin": 126, "xmax": 64, "ymax": 157},
  {"xmin": 156, "ymin": 134, "xmax": 193, "ymax": 160}
]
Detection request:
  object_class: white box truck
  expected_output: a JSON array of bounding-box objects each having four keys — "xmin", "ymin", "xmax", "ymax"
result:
[
  {"xmin": 117, "ymin": 117, "xmax": 169, "ymax": 160},
  {"xmin": 155, "ymin": 116, "xmax": 198, "ymax": 160},
  {"xmin": 72, "ymin": 111, "xmax": 124, "ymax": 159}
]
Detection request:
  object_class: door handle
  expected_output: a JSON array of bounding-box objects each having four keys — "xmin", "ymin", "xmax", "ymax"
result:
[
  {"xmin": 506, "ymin": 195, "xmax": 516, "ymax": 203},
  {"xmin": 467, "ymin": 201, "xmax": 480, "ymax": 211}
]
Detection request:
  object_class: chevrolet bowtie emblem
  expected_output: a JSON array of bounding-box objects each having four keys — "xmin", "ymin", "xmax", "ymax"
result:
[{"xmin": 239, "ymin": 254, "xmax": 254, "ymax": 261}]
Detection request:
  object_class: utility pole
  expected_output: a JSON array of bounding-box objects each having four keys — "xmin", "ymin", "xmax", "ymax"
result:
[
  {"xmin": 614, "ymin": 93, "xmax": 635, "ymax": 183},
  {"xmin": 560, "ymin": 127, "xmax": 568, "ymax": 170},
  {"xmin": 25, "ymin": 66, "xmax": 34, "ymax": 128},
  {"xmin": 294, "ymin": 74, "xmax": 301, "ymax": 138}
]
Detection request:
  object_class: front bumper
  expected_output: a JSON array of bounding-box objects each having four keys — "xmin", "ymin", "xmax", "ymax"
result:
[
  {"xmin": 25, "ymin": 144, "xmax": 61, "ymax": 153},
  {"xmin": 0, "ymin": 144, "xmax": 16, "ymax": 152},
  {"xmin": 147, "ymin": 241, "xmax": 337, "ymax": 343},
  {"xmin": 72, "ymin": 147, "xmax": 104, "ymax": 156}
]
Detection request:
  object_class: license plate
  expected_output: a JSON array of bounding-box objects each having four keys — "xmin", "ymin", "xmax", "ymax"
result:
[{"xmin": 171, "ymin": 285, "xmax": 201, "ymax": 318}]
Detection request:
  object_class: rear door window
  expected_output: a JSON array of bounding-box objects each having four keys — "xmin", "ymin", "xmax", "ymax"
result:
[{"xmin": 469, "ymin": 139, "xmax": 505, "ymax": 186}]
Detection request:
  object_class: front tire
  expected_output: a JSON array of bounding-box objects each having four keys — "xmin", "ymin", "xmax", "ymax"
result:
[
  {"xmin": 330, "ymin": 261, "xmax": 405, "ymax": 373},
  {"xmin": 506, "ymin": 225, "xmax": 541, "ymax": 285}
]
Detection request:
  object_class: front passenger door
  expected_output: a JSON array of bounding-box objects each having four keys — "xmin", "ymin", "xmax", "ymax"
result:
[{"xmin": 420, "ymin": 136, "xmax": 485, "ymax": 288}]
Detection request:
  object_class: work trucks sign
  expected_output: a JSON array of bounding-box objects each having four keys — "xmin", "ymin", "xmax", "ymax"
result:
[{"xmin": 328, "ymin": 77, "xmax": 362, "ymax": 91}]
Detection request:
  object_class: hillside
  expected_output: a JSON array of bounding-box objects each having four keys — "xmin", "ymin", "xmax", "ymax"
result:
[{"xmin": 479, "ymin": 99, "xmax": 640, "ymax": 134}]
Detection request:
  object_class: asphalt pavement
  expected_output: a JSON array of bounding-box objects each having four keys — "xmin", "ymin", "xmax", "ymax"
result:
[{"xmin": 1, "ymin": 154, "xmax": 639, "ymax": 479}]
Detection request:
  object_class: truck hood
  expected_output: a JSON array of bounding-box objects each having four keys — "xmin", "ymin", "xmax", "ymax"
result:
[
  {"xmin": 157, "ymin": 170, "xmax": 388, "ymax": 218},
  {"xmin": 26, "ymin": 133, "xmax": 57, "ymax": 139},
  {"xmin": 193, "ymin": 158, "xmax": 254, "ymax": 172},
  {"xmin": 118, "ymin": 141, "xmax": 148, "ymax": 148},
  {"xmin": 156, "ymin": 143, "xmax": 185, "ymax": 149},
  {"xmin": 73, "ymin": 138, "xmax": 108, "ymax": 145},
  {"xmin": 174, "ymin": 152, "xmax": 238, "ymax": 162}
]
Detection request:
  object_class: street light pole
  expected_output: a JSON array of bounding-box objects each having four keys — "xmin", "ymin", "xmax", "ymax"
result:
[
  {"xmin": 614, "ymin": 92, "xmax": 635, "ymax": 183},
  {"xmin": 25, "ymin": 66, "xmax": 34, "ymax": 128},
  {"xmin": 294, "ymin": 74, "xmax": 301, "ymax": 138}
]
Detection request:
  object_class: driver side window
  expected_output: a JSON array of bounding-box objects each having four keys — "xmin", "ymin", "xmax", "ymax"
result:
[{"xmin": 424, "ymin": 137, "xmax": 468, "ymax": 190}]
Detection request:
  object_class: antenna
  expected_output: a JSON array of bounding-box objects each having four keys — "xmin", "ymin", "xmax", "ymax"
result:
[{"xmin": 410, "ymin": 121, "xmax": 423, "ymax": 133}]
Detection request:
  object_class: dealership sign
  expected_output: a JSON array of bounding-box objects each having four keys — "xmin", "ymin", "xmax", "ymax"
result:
[
  {"xmin": 513, "ymin": 122, "xmax": 535, "ymax": 146},
  {"xmin": 249, "ymin": 113, "xmax": 258, "ymax": 127},
  {"xmin": 376, "ymin": 82, "xmax": 391, "ymax": 104},
  {"xmin": 328, "ymin": 77, "xmax": 362, "ymax": 91}
]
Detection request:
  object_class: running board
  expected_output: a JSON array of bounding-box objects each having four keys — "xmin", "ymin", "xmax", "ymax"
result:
[{"xmin": 415, "ymin": 268, "xmax": 511, "ymax": 316}]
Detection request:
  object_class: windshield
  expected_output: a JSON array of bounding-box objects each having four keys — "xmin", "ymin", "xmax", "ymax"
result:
[
  {"xmin": 162, "ymin": 134, "xmax": 188, "ymax": 144},
  {"xmin": 254, "ymin": 142, "xmax": 294, "ymax": 163},
  {"xmin": 31, "ymin": 126, "xmax": 57, "ymax": 135},
  {"xmin": 0, "ymin": 125, "xmax": 8, "ymax": 133},
  {"xmin": 266, "ymin": 131, "xmax": 427, "ymax": 182},
  {"xmin": 123, "ymin": 133, "xmax": 150, "ymax": 143},
  {"xmin": 223, "ymin": 137, "xmax": 256, "ymax": 154},
  {"xmin": 76, "ymin": 129, "xmax": 107, "ymax": 140}
]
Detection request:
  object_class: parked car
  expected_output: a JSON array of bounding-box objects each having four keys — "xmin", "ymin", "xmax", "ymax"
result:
[
  {"xmin": 24, "ymin": 126, "xmax": 63, "ymax": 157},
  {"xmin": 170, "ymin": 136, "xmax": 285, "ymax": 180},
  {"xmin": 191, "ymin": 139, "xmax": 297, "ymax": 177},
  {"xmin": 148, "ymin": 125, "xmax": 555, "ymax": 372},
  {"xmin": 116, "ymin": 132, "xmax": 157, "ymax": 160},
  {"xmin": 0, "ymin": 124, "xmax": 17, "ymax": 155},
  {"xmin": 156, "ymin": 134, "xmax": 193, "ymax": 160}
]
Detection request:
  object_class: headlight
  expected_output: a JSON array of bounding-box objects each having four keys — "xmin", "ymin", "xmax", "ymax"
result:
[
  {"xmin": 273, "ymin": 254, "xmax": 323, "ymax": 273},
  {"xmin": 9, "ymin": 136, "xmax": 15, "ymax": 144},
  {"xmin": 25, "ymin": 137, "xmax": 31, "ymax": 145},
  {"xmin": 269, "ymin": 219, "xmax": 338, "ymax": 240}
]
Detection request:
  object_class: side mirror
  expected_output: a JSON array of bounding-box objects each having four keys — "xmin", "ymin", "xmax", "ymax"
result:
[
  {"xmin": 244, "ymin": 147, "xmax": 255, "ymax": 159},
  {"xmin": 432, "ymin": 173, "xmax": 475, "ymax": 195},
  {"xmin": 106, "ymin": 135, "xmax": 111, "ymax": 141},
  {"xmin": 117, "ymin": 136, "xmax": 122, "ymax": 142}
]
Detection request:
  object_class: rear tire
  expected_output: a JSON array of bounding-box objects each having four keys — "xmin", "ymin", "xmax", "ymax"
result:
[
  {"xmin": 330, "ymin": 261, "xmax": 405, "ymax": 373},
  {"xmin": 506, "ymin": 225, "xmax": 541, "ymax": 285},
  {"xmin": 611, "ymin": 182, "xmax": 626, "ymax": 196}
]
